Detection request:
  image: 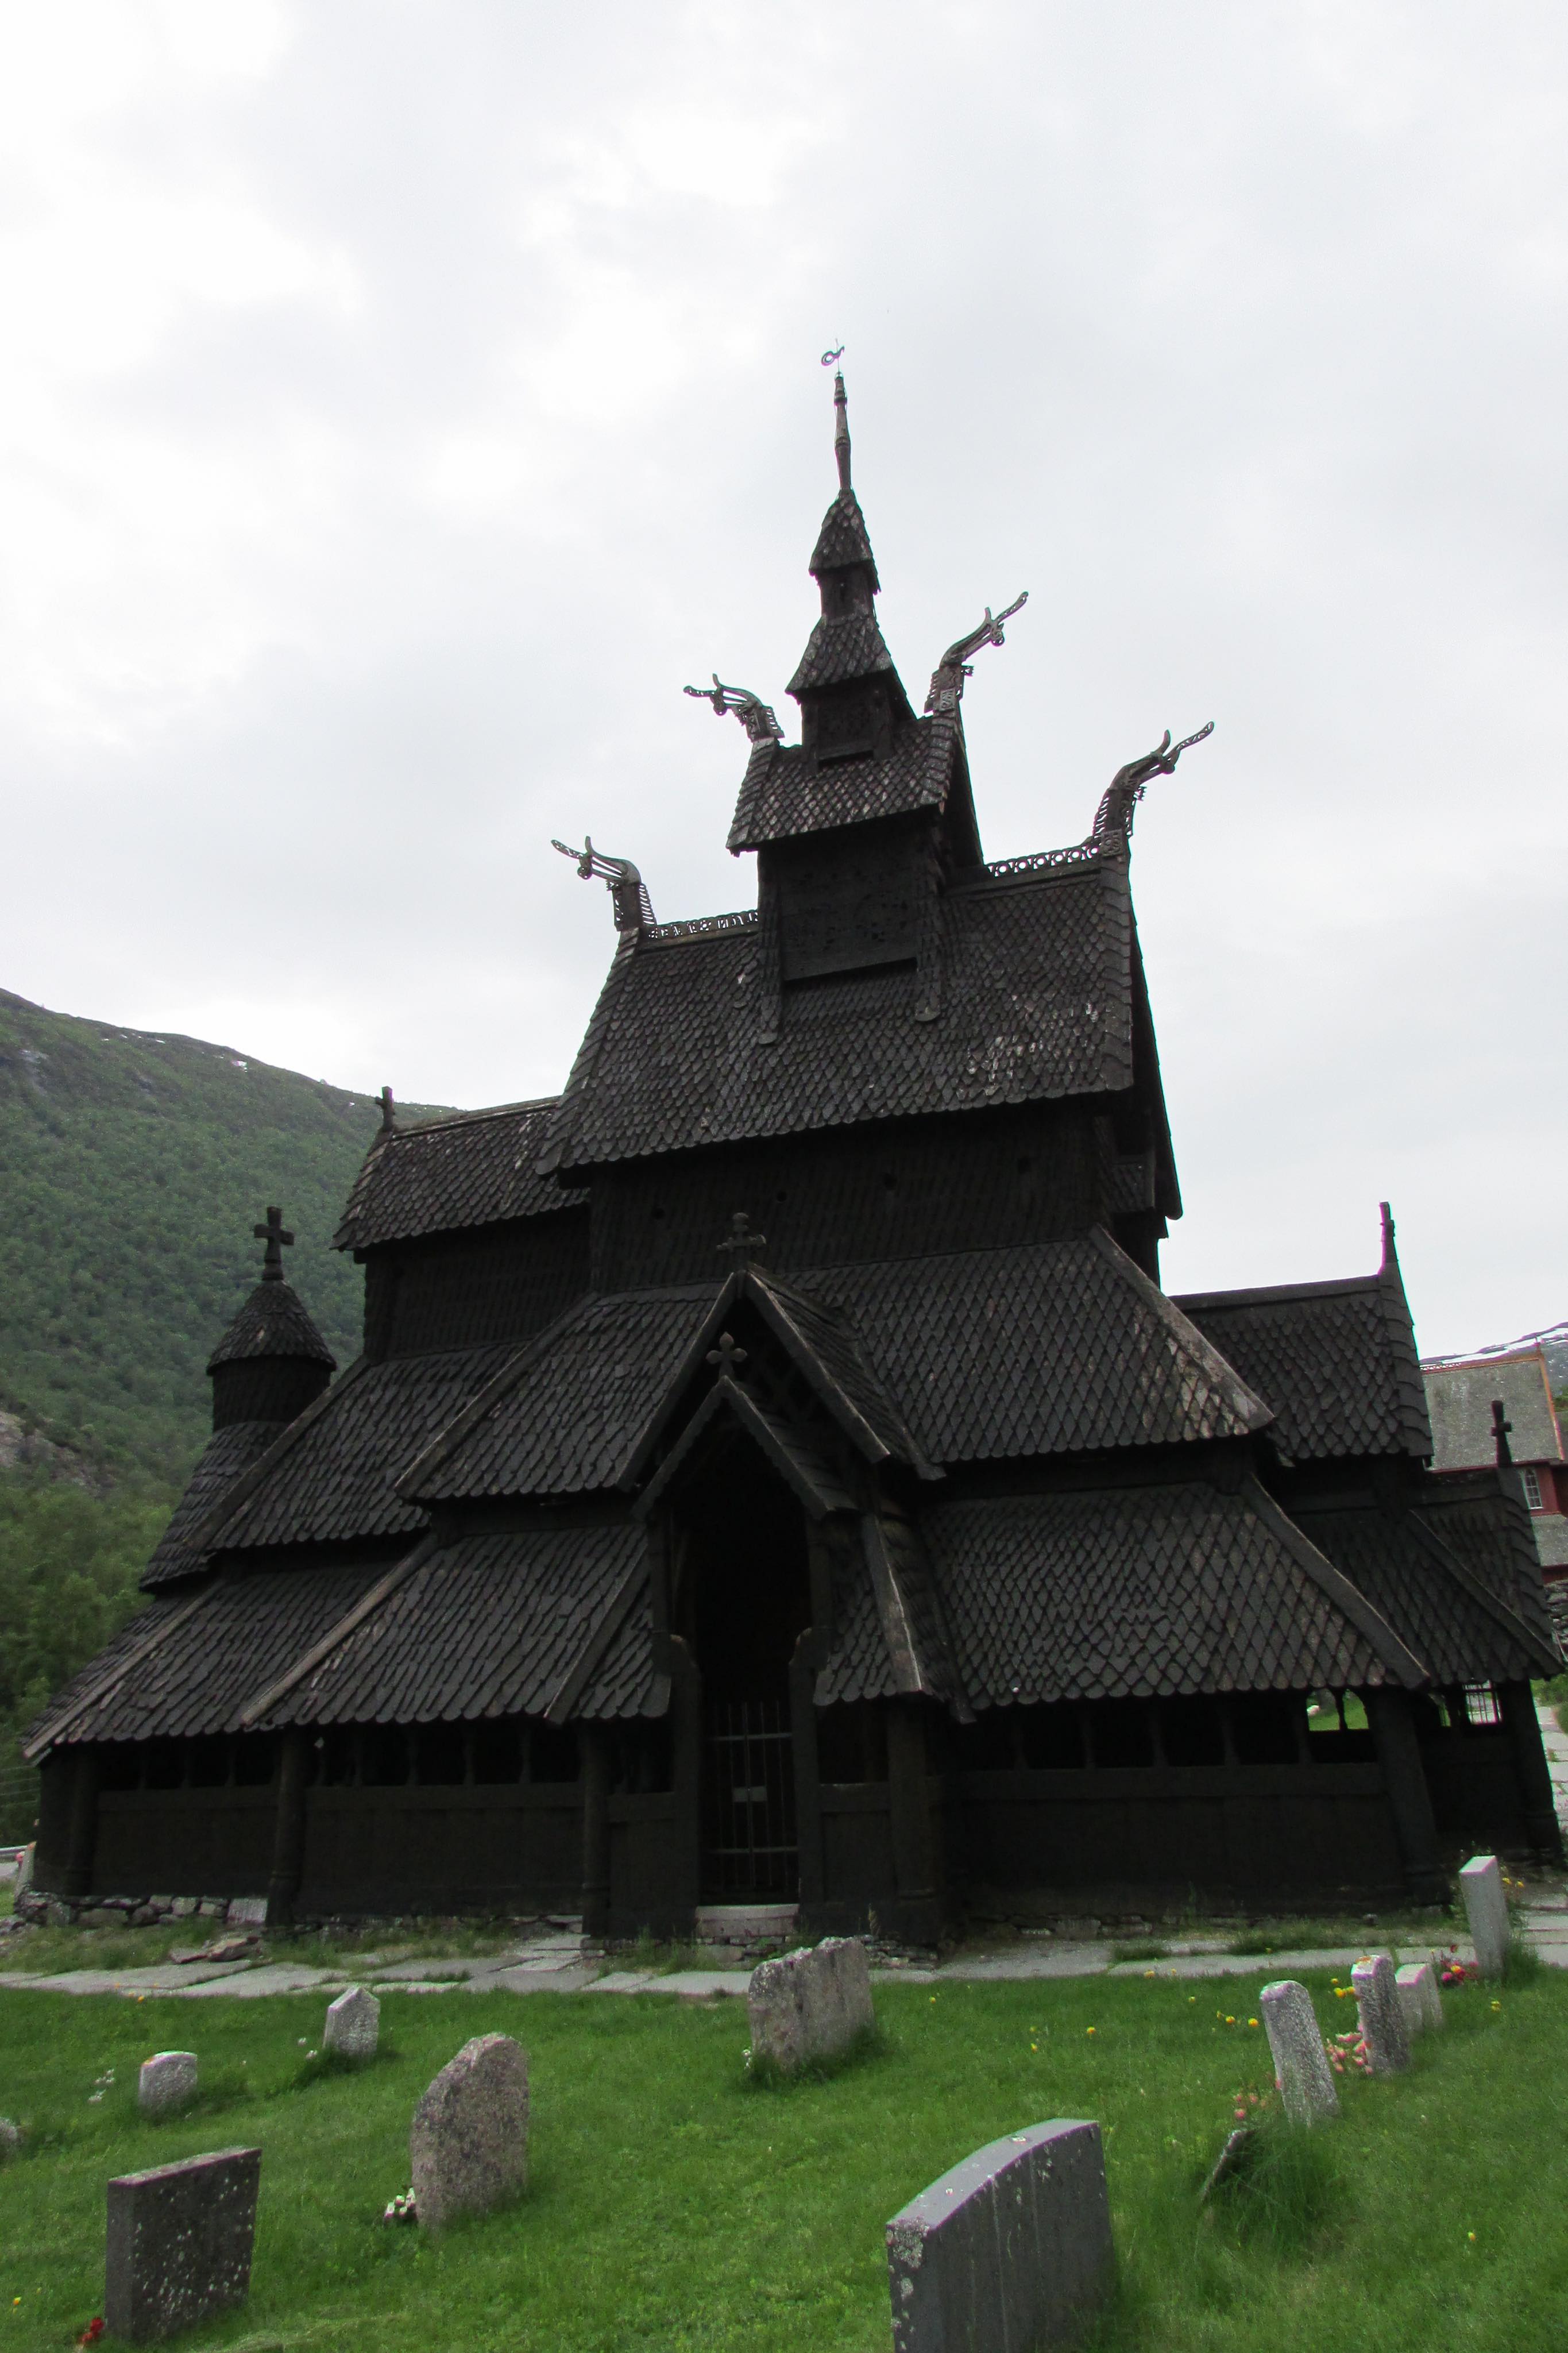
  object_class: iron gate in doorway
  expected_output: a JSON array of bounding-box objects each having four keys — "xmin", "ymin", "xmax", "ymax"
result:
[{"xmin": 702, "ymin": 1696, "xmax": 798, "ymax": 1897}]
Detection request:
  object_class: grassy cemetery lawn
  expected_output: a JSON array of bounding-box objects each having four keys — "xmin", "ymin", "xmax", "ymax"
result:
[{"xmin": 2, "ymin": 1966, "xmax": 1566, "ymax": 2351}]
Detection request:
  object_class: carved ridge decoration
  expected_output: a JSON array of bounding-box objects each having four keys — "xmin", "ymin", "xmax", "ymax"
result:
[{"xmin": 640, "ymin": 908, "xmax": 760, "ymax": 944}]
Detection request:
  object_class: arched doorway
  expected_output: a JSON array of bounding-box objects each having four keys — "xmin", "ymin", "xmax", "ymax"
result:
[{"xmin": 670, "ymin": 1436, "xmax": 812, "ymax": 1899}]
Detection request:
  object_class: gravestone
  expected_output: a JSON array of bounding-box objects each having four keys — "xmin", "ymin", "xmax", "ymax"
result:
[
  {"xmin": 104, "ymin": 2146, "xmax": 261, "ymax": 2343},
  {"xmin": 410, "ymin": 2034, "xmax": 528, "ymax": 2232},
  {"xmin": 0, "ymin": 2119, "xmax": 22, "ymax": 2158},
  {"xmin": 1395, "ymin": 1961, "xmax": 1443, "ymax": 2035},
  {"xmin": 138, "ymin": 2054, "xmax": 198, "ymax": 2117},
  {"xmin": 1351, "ymin": 1956, "xmax": 1411, "ymax": 2074},
  {"xmin": 886, "ymin": 2119, "xmax": 1113, "ymax": 2352},
  {"xmin": 12, "ymin": 1845, "xmax": 32, "ymax": 1899},
  {"xmin": 747, "ymin": 1937, "xmax": 874, "ymax": 2073},
  {"xmin": 1259, "ymin": 1980, "xmax": 1339, "ymax": 2123},
  {"xmin": 226, "ymin": 1896, "xmax": 268, "ymax": 1928},
  {"xmin": 324, "ymin": 1985, "xmax": 380, "ymax": 2059},
  {"xmin": 1459, "ymin": 1854, "xmax": 1510, "ymax": 1978}
]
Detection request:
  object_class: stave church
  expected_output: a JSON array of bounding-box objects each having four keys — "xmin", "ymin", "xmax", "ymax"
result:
[{"xmin": 28, "ymin": 374, "xmax": 1561, "ymax": 1941}]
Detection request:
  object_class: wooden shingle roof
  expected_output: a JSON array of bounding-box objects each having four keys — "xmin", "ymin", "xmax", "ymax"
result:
[
  {"xmin": 335, "ymin": 1100, "xmax": 581, "ymax": 1251},
  {"xmin": 925, "ymin": 1478, "xmax": 1425, "ymax": 1708},
  {"xmin": 539, "ymin": 859, "xmax": 1137, "ymax": 1176},
  {"xmin": 727, "ymin": 715, "xmax": 959, "ymax": 851}
]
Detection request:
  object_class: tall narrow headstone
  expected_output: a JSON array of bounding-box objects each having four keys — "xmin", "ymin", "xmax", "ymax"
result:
[
  {"xmin": 1259, "ymin": 1980, "xmax": 1339, "ymax": 2123},
  {"xmin": 105, "ymin": 2147, "xmax": 261, "ymax": 2343},
  {"xmin": 410, "ymin": 2034, "xmax": 528, "ymax": 2232},
  {"xmin": 886, "ymin": 2120, "xmax": 1113, "ymax": 2353},
  {"xmin": 1395, "ymin": 1961, "xmax": 1443, "ymax": 2035},
  {"xmin": 1459, "ymin": 1854, "xmax": 1510, "ymax": 1979},
  {"xmin": 323, "ymin": 1985, "xmax": 380, "ymax": 2058},
  {"xmin": 747, "ymin": 1937, "xmax": 874, "ymax": 2073},
  {"xmin": 138, "ymin": 2054, "xmax": 198, "ymax": 2117},
  {"xmin": 1351, "ymin": 1955, "xmax": 1411, "ymax": 2074}
]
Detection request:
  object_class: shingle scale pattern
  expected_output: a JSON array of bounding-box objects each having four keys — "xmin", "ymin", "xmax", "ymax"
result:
[
  {"xmin": 413, "ymin": 1290, "xmax": 716, "ymax": 1502},
  {"xmin": 754, "ymin": 1271, "xmax": 924, "ymax": 1463},
  {"xmin": 545, "ymin": 861, "xmax": 1132, "ymax": 1172},
  {"xmin": 727, "ymin": 718, "xmax": 953, "ymax": 850},
  {"xmin": 1177, "ymin": 1283, "xmax": 1426, "ymax": 1461},
  {"xmin": 1418, "ymin": 1482, "xmax": 1558, "ymax": 1658},
  {"xmin": 800, "ymin": 1235, "xmax": 1272, "ymax": 1464},
  {"xmin": 208, "ymin": 1283, "xmax": 335, "ymax": 1370},
  {"xmin": 576, "ymin": 1587, "xmax": 658, "ymax": 1720},
  {"xmin": 260, "ymin": 1526, "xmax": 646, "ymax": 1729},
  {"xmin": 1292, "ymin": 1502, "xmax": 1538, "ymax": 1685},
  {"xmin": 809, "ymin": 490, "xmax": 876, "ymax": 576},
  {"xmin": 335, "ymin": 1101, "xmax": 582, "ymax": 1251},
  {"xmin": 924, "ymin": 1483, "xmax": 1396, "ymax": 1705},
  {"xmin": 142, "ymin": 1424, "xmax": 286, "ymax": 1591},
  {"xmin": 786, "ymin": 612, "xmax": 897, "ymax": 696},
  {"xmin": 219, "ymin": 1345, "xmax": 518, "ymax": 1550},
  {"xmin": 33, "ymin": 1564, "xmax": 389, "ymax": 1748}
]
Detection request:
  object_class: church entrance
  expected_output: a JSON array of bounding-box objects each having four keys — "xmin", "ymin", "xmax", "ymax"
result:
[{"xmin": 673, "ymin": 1440, "xmax": 813, "ymax": 1900}]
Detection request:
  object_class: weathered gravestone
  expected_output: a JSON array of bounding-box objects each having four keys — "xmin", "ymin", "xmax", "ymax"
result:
[
  {"xmin": 323, "ymin": 1985, "xmax": 380, "ymax": 2059},
  {"xmin": 1260, "ymin": 1980, "xmax": 1339, "ymax": 2123},
  {"xmin": 1395, "ymin": 1961, "xmax": 1443, "ymax": 2036},
  {"xmin": 105, "ymin": 2146, "xmax": 261, "ymax": 2343},
  {"xmin": 226, "ymin": 1896, "xmax": 269, "ymax": 1928},
  {"xmin": 1459, "ymin": 1854, "xmax": 1510, "ymax": 1979},
  {"xmin": 886, "ymin": 2119, "xmax": 1113, "ymax": 2353},
  {"xmin": 138, "ymin": 2054, "xmax": 197, "ymax": 2117},
  {"xmin": 1351, "ymin": 1955, "xmax": 1411, "ymax": 2075},
  {"xmin": 410, "ymin": 2034, "xmax": 528, "ymax": 2232},
  {"xmin": 747, "ymin": 1937, "xmax": 874, "ymax": 2074}
]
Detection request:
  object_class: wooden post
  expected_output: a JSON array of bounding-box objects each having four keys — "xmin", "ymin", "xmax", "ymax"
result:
[
  {"xmin": 60, "ymin": 1746, "xmax": 100, "ymax": 1901},
  {"xmin": 1365, "ymin": 1687, "xmax": 1446, "ymax": 1904},
  {"xmin": 667, "ymin": 1637, "xmax": 703, "ymax": 1934},
  {"xmin": 580, "ymin": 1724, "xmax": 612, "ymax": 1938},
  {"xmin": 1498, "ymin": 1681, "xmax": 1563, "ymax": 1860},
  {"xmin": 265, "ymin": 1730, "xmax": 309, "ymax": 1928},
  {"xmin": 789, "ymin": 1631, "xmax": 825, "ymax": 1913},
  {"xmin": 886, "ymin": 1700, "xmax": 939, "ymax": 1945}
]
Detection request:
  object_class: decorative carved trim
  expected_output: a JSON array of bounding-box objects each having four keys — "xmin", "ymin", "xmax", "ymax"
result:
[{"xmin": 640, "ymin": 909, "xmax": 759, "ymax": 944}]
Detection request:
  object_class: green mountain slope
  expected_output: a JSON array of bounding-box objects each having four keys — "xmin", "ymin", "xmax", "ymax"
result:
[{"xmin": 0, "ymin": 988, "xmax": 455, "ymax": 1485}]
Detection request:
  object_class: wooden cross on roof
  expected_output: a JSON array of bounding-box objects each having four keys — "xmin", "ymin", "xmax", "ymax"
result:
[
  {"xmin": 1492, "ymin": 1398, "xmax": 1513, "ymax": 1468},
  {"xmin": 717, "ymin": 1210, "xmax": 767, "ymax": 1270},
  {"xmin": 254, "ymin": 1205, "xmax": 294, "ymax": 1284}
]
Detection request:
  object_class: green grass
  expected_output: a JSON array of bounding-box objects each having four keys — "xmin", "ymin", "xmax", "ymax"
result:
[{"xmin": 2, "ymin": 1969, "xmax": 1566, "ymax": 2350}]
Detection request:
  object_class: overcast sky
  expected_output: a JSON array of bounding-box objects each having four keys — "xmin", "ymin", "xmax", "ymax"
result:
[{"xmin": 2, "ymin": 0, "xmax": 1563, "ymax": 1356}]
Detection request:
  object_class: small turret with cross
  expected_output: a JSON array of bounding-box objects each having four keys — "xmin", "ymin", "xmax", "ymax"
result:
[{"xmin": 253, "ymin": 1205, "xmax": 295, "ymax": 1285}]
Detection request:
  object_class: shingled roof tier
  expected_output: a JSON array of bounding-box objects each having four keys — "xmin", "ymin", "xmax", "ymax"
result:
[
  {"xmin": 924, "ymin": 1478, "xmax": 1424, "ymax": 1708},
  {"xmin": 1176, "ymin": 1259, "xmax": 1430, "ymax": 1463},
  {"xmin": 334, "ymin": 1100, "xmax": 581, "ymax": 1252},
  {"xmin": 727, "ymin": 715, "xmax": 959, "ymax": 850},
  {"xmin": 1415, "ymin": 1471, "xmax": 1560, "ymax": 1658},
  {"xmin": 26, "ymin": 1560, "xmax": 391, "ymax": 1753},
  {"xmin": 207, "ymin": 1282, "xmax": 335, "ymax": 1371},
  {"xmin": 539, "ymin": 858, "xmax": 1138, "ymax": 1175},
  {"xmin": 207, "ymin": 1344, "xmax": 519, "ymax": 1556},
  {"xmin": 809, "ymin": 488, "xmax": 878, "ymax": 580},
  {"xmin": 142, "ymin": 1423, "xmax": 290, "ymax": 1591},
  {"xmin": 1291, "ymin": 1498, "xmax": 1557, "ymax": 1687},
  {"xmin": 786, "ymin": 610, "xmax": 898, "ymax": 696},
  {"xmin": 1422, "ymin": 1346, "xmax": 1565, "ymax": 1471},
  {"xmin": 817, "ymin": 1506, "xmax": 961, "ymax": 1710},
  {"xmin": 404, "ymin": 1234, "xmax": 1272, "ymax": 1506},
  {"xmin": 253, "ymin": 1525, "xmax": 654, "ymax": 1730}
]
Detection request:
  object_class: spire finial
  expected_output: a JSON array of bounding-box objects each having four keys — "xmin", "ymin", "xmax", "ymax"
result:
[
  {"xmin": 380, "ymin": 1085, "xmax": 396, "ymax": 1134},
  {"xmin": 717, "ymin": 1209, "xmax": 767, "ymax": 1269},
  {"xmin": 253, "ymin": 1205, "xmax": 294, "ymax": 1284},
  {"xmin": 821, "ymin": 346, "xmax": 851, "ymax": 491}
]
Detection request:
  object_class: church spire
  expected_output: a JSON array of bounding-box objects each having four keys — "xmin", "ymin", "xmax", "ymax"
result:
[
  {"xmin": 833, "ymin": 364, "xmax": 852, "ymax": 492},
  {"xmin": 789, "ymin": 360, "xmax": 909, "ymax": 749}
]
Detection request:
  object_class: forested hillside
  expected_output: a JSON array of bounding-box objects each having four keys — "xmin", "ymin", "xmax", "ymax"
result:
[{"xmin": 0, "ymin": 988, "xmax": 453, "ymax": 1484}]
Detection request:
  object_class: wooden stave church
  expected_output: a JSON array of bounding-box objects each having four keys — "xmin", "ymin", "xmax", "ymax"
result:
[{"xmin": 28, "ymin": 376, "xmax": 1562, "ymax": 1942}]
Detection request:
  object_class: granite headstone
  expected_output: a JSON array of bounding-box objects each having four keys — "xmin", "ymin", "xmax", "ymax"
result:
[
  {"xmin": 410, "ymin": 2034, "xmax": 528, "ymax": 2232},
  {"xmin": 138, "ymin": 2054, "xmax": 198, "ymax": 2117},
  {"xmin": 1352, "ymin": 1955, "xmax": 1411, "ymax": 2074},
  {"xmin": 1395, "ymin": 1960, "xmax": 1443, "ymax": 2035},
  {"xmin": 1459, "ymin": 1854, "xmax": 1510, "ymax": 1979},
  {"xmin": 747, "ymin": 1937, "xmax": 874, "ymax": 2073},
  {"xmin": 886, "ymin": 2119, "xmax": 1113, "ymax": 2352},
  {"xmin": 1260, "ymin": 1980, "xmax": 1339, "ymax": 2123},
  {"xmin": 104, "ymin": 2146, "xmax": 261, "ymax": 2343},
  {"xmin": 323, "ymin": 1985, "xmax": 380, "ymax": 2059}
]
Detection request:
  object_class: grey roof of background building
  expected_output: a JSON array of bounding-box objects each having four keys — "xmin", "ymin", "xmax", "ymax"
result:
[{"xmin": 1422, "ymin": 1346, "xmax": 1564, "ymax": 1471}]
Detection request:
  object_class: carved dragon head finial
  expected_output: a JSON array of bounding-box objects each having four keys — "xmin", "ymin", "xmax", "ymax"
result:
[
  {"xmin": 1091, "ymin": 721, "xmax": 1215, "ymax": 853},
  {"xmin": 682, "ymin": 677, "xmax": 783, "ymax": 744},
  {"xmin": 924, "ymin": 592, "xmax": 1030, "ymax": 715},
  {"xmin": 551, "ymin": 836, "xmax": 656, "ymax": 933}
]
